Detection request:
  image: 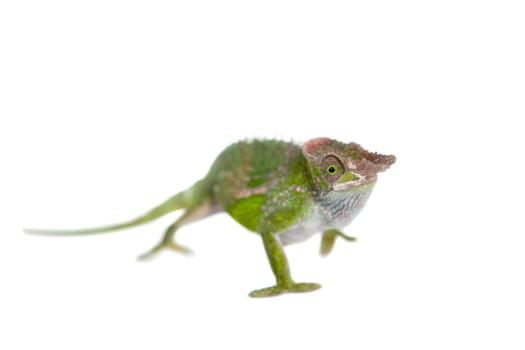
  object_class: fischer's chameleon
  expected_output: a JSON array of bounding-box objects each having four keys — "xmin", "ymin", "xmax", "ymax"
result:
[{"xmin": 25, "ymin": 137, "xmax": 396, "ymax": 297}]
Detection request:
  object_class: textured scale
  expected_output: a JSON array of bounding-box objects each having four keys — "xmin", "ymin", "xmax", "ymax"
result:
[
  {"xmin": 278, "ymin": 187, "xmax": 373, "ymax": 245},
  {"xmin": 207, "ymin": 140, "xmax": 312, "ymax": 235},
  {"xmin": 25, "ymin": 137, "xmax": 396, "ymax": 297}
]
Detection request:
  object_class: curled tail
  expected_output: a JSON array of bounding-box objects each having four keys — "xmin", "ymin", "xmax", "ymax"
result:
[{"xmin": 24, "ymin": 191, "xmax": 187, "ymax": 236}]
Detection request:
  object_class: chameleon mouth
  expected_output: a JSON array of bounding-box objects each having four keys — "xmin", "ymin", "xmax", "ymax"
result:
[{"xmin": 332, "ymin": 173, "xmax": 372, "ymax": 191}]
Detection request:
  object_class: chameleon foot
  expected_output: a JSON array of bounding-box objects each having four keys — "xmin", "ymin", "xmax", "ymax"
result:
[
  {"xmin": 137, "ymin": 242, "xmax": 192, "ymax": 260},
  {"xmin": 320, "ymin": 229, "xmax": 357, "ymax": 256},
  {"xmin": 249, "ymin": 282, "xmax": 321, "ymax": 298}
]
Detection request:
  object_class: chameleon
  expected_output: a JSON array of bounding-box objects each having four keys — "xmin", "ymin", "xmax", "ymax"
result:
[{"xmin": 25, "ymin": 137, "xmax": 396, "ymax": 297}]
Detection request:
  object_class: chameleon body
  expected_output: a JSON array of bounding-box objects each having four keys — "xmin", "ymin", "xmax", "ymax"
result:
[{"xmin": 25, "ymin": 137, "xmax": 396, "ymax": 297}]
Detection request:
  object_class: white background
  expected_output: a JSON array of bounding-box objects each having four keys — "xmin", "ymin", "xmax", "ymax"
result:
[{"xmin": 1, "ymin": 1, "xmax": 524, "ymax": 349}]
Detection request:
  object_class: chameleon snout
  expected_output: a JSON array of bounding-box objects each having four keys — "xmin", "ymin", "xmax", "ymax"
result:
[{"xmin": 362, "ymin": 151, "xmax": 396, "ymax": 173}]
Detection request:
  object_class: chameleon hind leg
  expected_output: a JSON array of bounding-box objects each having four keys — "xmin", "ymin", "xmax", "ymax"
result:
[
  {"xmin": 320, "ymin": 229, "xmax": 357, "ymax": 256},
  {"xmin": 249, "ymin": 232, "xmax": 321, "ymax": 298},
  {"xmin": 137, "ymin": 212, "xmax": 192, "ymax": 260},
  {"xmin": 137, "ymin": 202, "xmax": 218, "ymax": 260}
]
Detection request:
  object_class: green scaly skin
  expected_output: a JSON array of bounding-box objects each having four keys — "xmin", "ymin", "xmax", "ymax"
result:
[{"xmin": 25, "ymin": 138, "xmax": 396, "ymax": 297}]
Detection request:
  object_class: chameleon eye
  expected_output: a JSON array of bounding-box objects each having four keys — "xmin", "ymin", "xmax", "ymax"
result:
[{"xmin": 321, "ymin": 155, "xmax": 345, "ymax": 184}]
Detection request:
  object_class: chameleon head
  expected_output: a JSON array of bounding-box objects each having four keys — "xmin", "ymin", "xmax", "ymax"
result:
[{"xmin": 302, "ymin": 137, "xmax": 396, "ymax": 192}]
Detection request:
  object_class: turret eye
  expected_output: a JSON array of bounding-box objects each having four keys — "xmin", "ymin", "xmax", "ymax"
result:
[{"xmin": 321, "ymin": 155, "xmax": 345, "ymax": 184}]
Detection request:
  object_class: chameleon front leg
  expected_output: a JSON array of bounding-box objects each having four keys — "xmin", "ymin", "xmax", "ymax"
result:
[
  {"xmin": 249, "ymin": 232, "xmax": 321, "ymax": 298},
  {"xmin": 320, "ymin": 229, "xmax": 357, "ymax": 256}
]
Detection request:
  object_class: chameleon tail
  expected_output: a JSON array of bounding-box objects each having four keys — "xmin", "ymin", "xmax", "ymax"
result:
[{"xmin": 24, "ymin": 191, "xmax": 187, "ymax": 236}]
